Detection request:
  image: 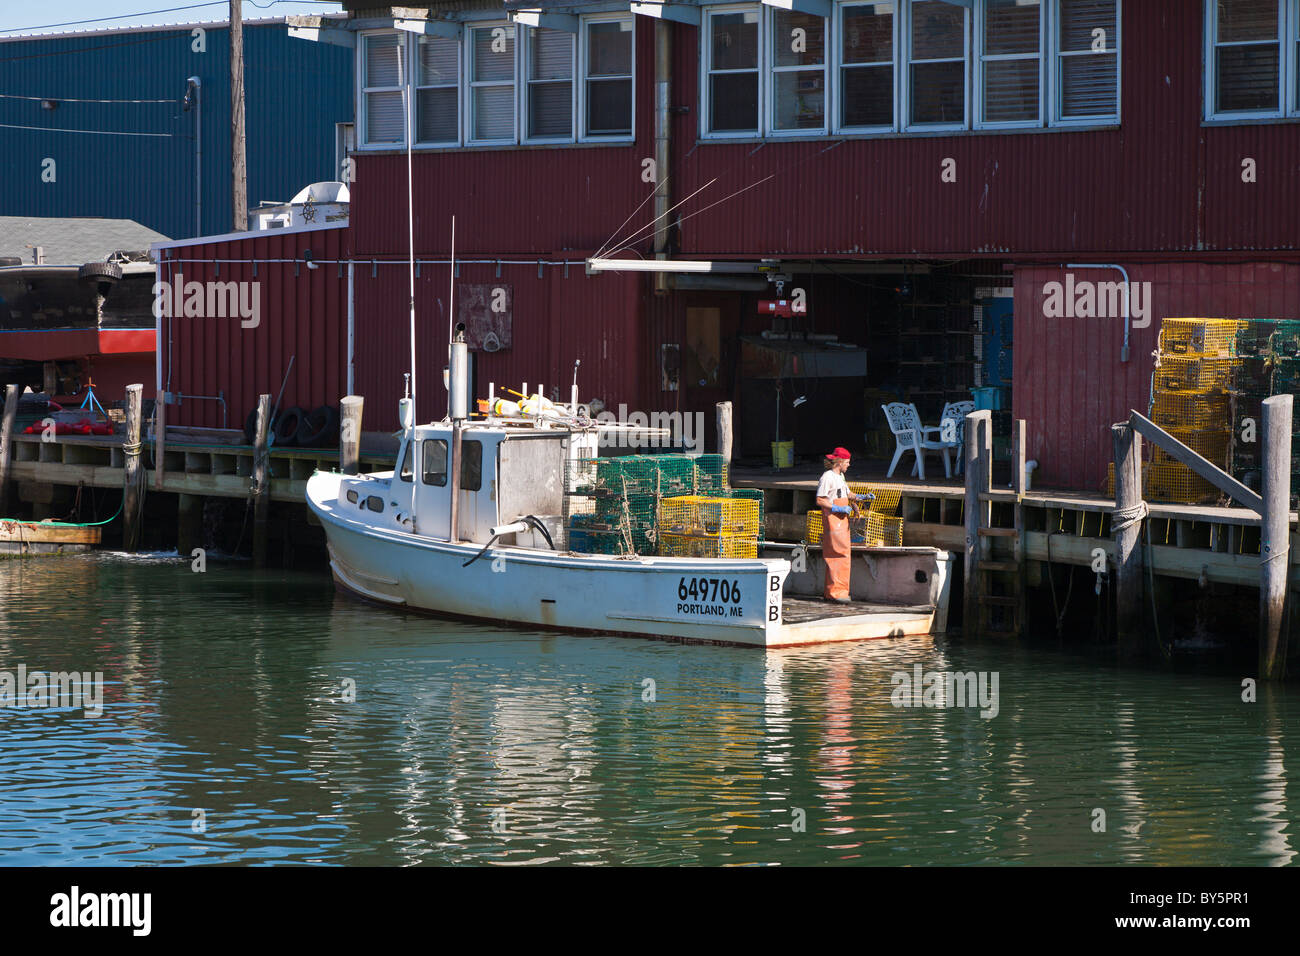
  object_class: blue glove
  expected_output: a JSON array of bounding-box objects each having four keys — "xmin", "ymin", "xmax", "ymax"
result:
[{"xmin": 831, "ymin": 505, "xmax": 851, "ymax": 516}]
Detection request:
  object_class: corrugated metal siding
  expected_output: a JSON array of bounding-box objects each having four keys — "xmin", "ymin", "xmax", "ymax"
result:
[
  {"xmin": 0, "ymin": 24, "xmax": 353, "ymax": 240},
  {"xmin": 1015, "ymin": 262, "xmax": 1300, "ymax": 491},
  {"xmin": 159, "ymin": 226, "xmax": 350, "ymax": 428}
]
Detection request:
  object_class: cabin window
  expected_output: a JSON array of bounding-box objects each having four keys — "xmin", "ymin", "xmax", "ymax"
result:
[
  {"xmin": 417, "ymin": 34, "xmax": 460, "ymax": 145},
  {"xmin": 399, "ymin": 442, "xmax": 414, "ymax": 482},
  {"xmin": 583, "ymin": 17, "xmax": 634, "ymax": 139},
  {"xmin": 907, "ymin": 0, "xmax": 968, "ymax": 128},
  {"xmin": 839, "ymin": 3, "xmax": 895, "ymax": 131},
  {"xmin": 346, "ymin": 489, "xmax": 359, "ymax": 504},
  {"xmin": 361, "ymin": 33, "xmax": 405, "ymax": 146},
  {"xmin": 705, "ymin": 7, "xmax": 761, "ymax": 134},
  {"xmin": 978, "ymin": 0, "xmax": 1042, "ymax": 127},
  {"xmin": 366, "ymin": 495, "xmax": 384, "ymax": 512},
  {"xmin": 1055, "ymin": 0, "xmax": 1119, "ymax": 123},
  {"xmin": 1205, "ymin": 0, "xmax": 1296, "ymax": 119},
  {"xmin": 469, "ymin": 24, "xmax": 516, "ymax": 143},
  {"xmin": 770, "ymin": 8, "xmax": 828, "ymax": 133},
  {"xmin": 526, "ymin": 27, "xmax": 576, "ymax": 141},
  {"xmin": 422, "ymin": 439, "xmax": 448, "ymax": 486},
  {"xmin": 460, "ymin": 440, "xmax": 483, "ymax": 492}
]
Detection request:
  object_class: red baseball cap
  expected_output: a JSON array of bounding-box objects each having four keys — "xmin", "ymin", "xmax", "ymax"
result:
[{"xmin": 828, "ymin": 447, "xmax": 852, "ymax": 460}]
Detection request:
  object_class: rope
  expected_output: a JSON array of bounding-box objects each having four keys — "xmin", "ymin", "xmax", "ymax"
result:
[
  {"xmin": 0, "ymin": 495, "xmax": 123, "ymax": 528},
  {"xmin": 1111, "ymin": 500, "xmax": 1149, "ymax": 535},
  {"xmin": 1262, "ymin": 544, "xmax": 1291, "ymax": 566}
]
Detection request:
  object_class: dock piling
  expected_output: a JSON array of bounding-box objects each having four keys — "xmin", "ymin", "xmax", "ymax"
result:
[
  {"xmin": 177, "ymin": 493, "xmax": 203, "ymax": 557},
  {"xmin": 1260, "ymin": 394, "xmax": 1292, "ymax": 679},
  {"xmin": 716, "ymin": 401, "xmax": 733, "ymax": 464},
  {"xmin": 340, "ymin": 395, "xmax": 363, "ymax": 475},
  {"xmin": 963, "ymin": 410, "xmax": 992, "ymax": 634},
  {"xmin": 123, "ymin": 384, "xmax": 144, "ymax": 552},
  {"xmin": 1112, "ymin": 422, "xmax": 1145, "ymax": 657},
  {"xmin": 0, "ymin": 383, "xmax": 18, "ymax": 516},
  {"xmin": 252, "ymin": 393, "xmax": 271, "ymax": 568}
]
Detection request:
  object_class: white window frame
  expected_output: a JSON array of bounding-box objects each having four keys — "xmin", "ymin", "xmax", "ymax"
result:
[
  {"xmin": 701, "ymin": 3, "xmax": 765, "ymax": 138},
  {"xmin": 975, "ymin": 0, "xmax": 1045, "ymax": 129},
  {"xmin": 466, "ymin": 20, "xmax": 518, "ymax": 146},
  {"xmin": 1204, "ymin": 0, "xmax": 1300, "ymax": 121},
  {"xmin": 358, "ymin": 30, "xmax": 407, "ymax": 149},
  {"xmin": 766, "ymin": 6, "xmax": 830, "ymax": 137},
  {"xmin": 833, "ymin": 1, "xmax": 900, "ymax": 135},
  {"xmin": 1051, "ymin": 0, "xmax": 1121, "ymax": 126},
  {"xmin": 902, "ymin": 0, "xmax": 971, "ymax": 132},
  {"xmin": 580, "ymin": 14, "xmax": 636, "ymax": 142},
  {"xmin": 523, "ymin": 25, "xmax": 577, "ymax": 144},
  {"xmin": 414, "ymin": 32, "xmax": 462, "ymax": 147}
]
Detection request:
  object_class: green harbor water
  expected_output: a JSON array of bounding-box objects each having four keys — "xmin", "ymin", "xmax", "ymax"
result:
[{"xmin": 0, "ymin": 552, "xmax": 1295, "ymax": 866}]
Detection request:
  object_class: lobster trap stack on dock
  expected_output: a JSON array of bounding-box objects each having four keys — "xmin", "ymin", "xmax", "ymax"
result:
[{"xmin": 1229, "ymin": 320, "xmax": 1300, "ymax": 499}]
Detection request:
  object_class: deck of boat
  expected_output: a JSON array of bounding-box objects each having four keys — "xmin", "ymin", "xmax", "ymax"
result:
[{"xmin": 782, "ymin": 596, "xmax": 932, "ymax": 624}]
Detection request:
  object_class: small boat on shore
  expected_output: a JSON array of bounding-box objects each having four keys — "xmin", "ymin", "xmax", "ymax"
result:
[{"xmin": 306, "ymin": 337, "xmax": 949, "ymax": 648}]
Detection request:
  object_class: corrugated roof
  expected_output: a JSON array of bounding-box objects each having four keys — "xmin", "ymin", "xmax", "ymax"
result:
[
  {"xmin": 0, "ymin": 14, "xmax": 344, "ymax": 43},
  {"xmin": 0, "ymin": 216, "xmax": 171, "ymax": 264}
]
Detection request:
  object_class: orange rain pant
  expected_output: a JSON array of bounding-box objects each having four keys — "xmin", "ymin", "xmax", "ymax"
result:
[{"xmin": 821, "ymin": 496, "xmax": 851, "ymax": 600}]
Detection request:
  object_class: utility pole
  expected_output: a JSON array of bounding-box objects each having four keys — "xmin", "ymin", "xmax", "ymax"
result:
[{"xmin": 230, "ymin": 0, "xmax": 247, "ymax": 232}]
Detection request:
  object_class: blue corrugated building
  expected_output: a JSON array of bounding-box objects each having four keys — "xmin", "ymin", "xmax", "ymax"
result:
[{"xmin": 0, "ymin": 16, "xmax": 353, "ymax": 241}]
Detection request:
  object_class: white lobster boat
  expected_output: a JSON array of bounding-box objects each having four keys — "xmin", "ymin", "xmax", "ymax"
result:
[{"xmin": 306, "ymin": 340, "xmax": 951, "ymax": 648}]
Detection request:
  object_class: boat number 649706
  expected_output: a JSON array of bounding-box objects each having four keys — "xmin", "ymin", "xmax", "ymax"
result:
[{"xmin": 677, "ymin": 576, "xmax": 741, "ymax": 604}]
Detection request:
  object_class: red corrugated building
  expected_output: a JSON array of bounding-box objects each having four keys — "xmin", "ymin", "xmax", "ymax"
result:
[{"xmin": 158, "ymin": 0, "xmax": 1300, "ymax": 491}]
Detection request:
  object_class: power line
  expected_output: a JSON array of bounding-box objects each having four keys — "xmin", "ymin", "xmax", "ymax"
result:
[
  {"xmin": 0, "ymin": 33, "xmax": 177, "ymax": 62},
  {"xmin": 0, "ymin": 121, "xmax": 174, "ymax": 137},
  {"xmin": 0, "ymin": 1, "xmax": 341, "ymax": 35},
  {"xmin": 0, "ymin": 92, "xmax": 176, "ymax": 103}
]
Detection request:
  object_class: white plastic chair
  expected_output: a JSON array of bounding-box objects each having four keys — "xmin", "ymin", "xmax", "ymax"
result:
[
  {"xmin": 881, "ymin": 402, "xmax": 953, "ymax": 480},
  {"xmin": 927, "ymin": 400, "xmax": 975, "ymax": 476}
]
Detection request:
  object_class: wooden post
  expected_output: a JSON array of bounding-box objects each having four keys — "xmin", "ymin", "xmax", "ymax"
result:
[
  {"xmin": 0, "ymin": 384, "xmax": 18, "ymax": 516},
  {"xmin": 123, "ymin": 384, "xmax": 144, "ymax": 552},
  {"xmin": 1112, "ymin": 422, "xmax": 1144, "ymax": 658},
  {"xmin": 1260, "ymin": 394, "xmax": 1292, "ymax": 680},
  {"xmin": 252, "ymin": 393, "xmax": 271, "ymax": 568},
  {"xmin": 177, "ymin": 493, "xmax": 203, "ymax": 557},
  {"xmin": 154, "ymin": 397, "xmax": 167, "ymax": 491},
  {"xmin": 1012, "ymin": 418, "xmax": 1028, "ymax": 636},
  {"xmin": 230, "ymin": 0, "xmax": 248, "ymax": 232},
  {"xmin": 1012, "ymin": 418, "xmax": 1027, "ymax": 496},
  {"xmin": 340, "ymin": 395, "xmax": 363, "ymax": 475},
  {"xmin": 963, "ymin": 410, "xmax": 991, "ymax": 635},
  {"xmin": 716, "ymin": 400, "xmax": 733, "ymax": 463}
]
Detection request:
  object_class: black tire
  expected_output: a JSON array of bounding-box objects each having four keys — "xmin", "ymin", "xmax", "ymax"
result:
[
  {"xmin": 295, "ymin": 404, "xmax": 339, "ymax": 448},
  {"xmin": 78, "ymin": 261, "xmax": 123, "ymax": 283},
  {"xmin": 275, "ymin": 406, "xmax": 306, "ymax": 447},
  {"xmin": 242, "ymin": 407, "xmax": 280, "ymax": 446}
]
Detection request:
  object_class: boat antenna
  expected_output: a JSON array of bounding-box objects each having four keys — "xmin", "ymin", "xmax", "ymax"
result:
[
  {"xmin": 448, "ymin": 214, "xmax": 456, "ymax": 391},
  {"xmin": 399, "ymin": 38, "xmax": 417, "ymax": 415}
]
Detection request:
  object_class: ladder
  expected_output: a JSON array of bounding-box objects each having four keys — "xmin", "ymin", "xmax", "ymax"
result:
[{"xmin": 964, "ymin": 414, "xmax": 1028, "ymax": 638}]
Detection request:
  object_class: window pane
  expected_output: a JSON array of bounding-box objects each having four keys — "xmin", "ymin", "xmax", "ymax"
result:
[
  {"xmin": 474, "ymin": 86, "xmax": 514, "ymax": 139},
  {"xmin": 773, "ymin": 10, "xmax": 825, "ymax": 68},
  {"xmin": 1216, "ymin": 44, "xmax": 1280, "ymax": 112},
  {"xmin": 1059, "ymin": 0, "xmax": 1116, "ymax": 53},
  {"xmin": 588, "ymin": 19, "xmax": 632, "ymax": 76},
  {"xmin": 1217, "ymin": 0, "xmax": 1278, "ymax": 43},
  {"xmin": 711, "ymin": 11, "xmax": 758, "ymax": 71},
  {"xmin": 1061, "ymin": 52, "xmax": 1116, "ymax": 116},
  {"xmin": 773, "ymin": 70, "xmax": 824, "ymax": 130},
  {"xmin": 417, "ymin": 87, "xmax": 457, "ymax": 142},
  {"xmin": 400, "ymin": 442, "xmax": 413, "ymax": 481},
  {"xmin": 365, "ymin": 34, "xmax": 400, "ymax": 87},
  {"xmin": 530, "ymin": 80, "xmax": 572, "ymax": 137},
  {"xmin": 531, "ymin": 27, "xmax": 573, "ymax": 81},
  {"xmin": 842, "ymin": 64, "xmax": 892, "ymax": 126},
  {"xmin": 587, "ymin": 77, "xmax": 632, "ymax": 134},
  {"xmin": 842, "ymin": 3, "xmax": 893, "ymax": 64},
  {"xmin": 419, "ymin": 35, "xmax": 457, "ymax": 86},
  {"xmin": 710, "ymin": 72, "xmax": 758, "ymax": 131},
  {"xmin": 984, "ymin": 0, "xmax": 1039, "ymax": 56},
  {"xmin": 911, "ymin": 0, "xmax": 964, "ymax": 60},
  {"xmin": 911, "ymin": 60, "xmax": 965, "ymax": 123},
  {"xmin": 365, "ymin": 90, "xmax": 404, "ymax": 143},
  {"xmin": 460, "ymin": 441, "xmax": 482, "ymax": 492},
  {"xmin": 422, "ymin": 440, "xmax": 447, "ymax": 486},
  {"xmin": 984, "ymin": 58, "xmax": 1038, "ymax": 122},
  {"xmin": 473, "ymin": 26, "xmax": 515, "ymax": 82}
]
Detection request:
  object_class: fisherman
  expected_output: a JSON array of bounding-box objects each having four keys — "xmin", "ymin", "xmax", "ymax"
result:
[{"xmin": 815, "ymin": 447, "xmax": 870, "ymax": 604}]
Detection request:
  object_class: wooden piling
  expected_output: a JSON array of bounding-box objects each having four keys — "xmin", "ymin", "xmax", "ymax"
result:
[
  {"xmin": 1112, "ymin": 422, "xmax": 1144, "ymax": 657},
  {"xmin": 251, "ymin": 393, "xmax": 271, "ymax": 568},
  {"xmin": 0, "ymin": 383, "xmax": 18, "ymax": 516},
  {"xmin": 716, "ymin": 401, "xmax": 733, "ymax": 463},
  {"xmin": 1260, "ymin": 394, "xmax": 1292, "ymax": 680},
  {"xmin": 340, "ymin": 395, "xmax": 363, "ymax": 475},
  {"xmin": 963, "ymin": 410, "xmax": 992, "ymax": 634},
  {"xmin": 154, "ymin": 398, "xmax": 167, "ymax": 491},
  {"xmin": 123, "ymin": 384, "xmax": 144, "ymax": 552},
  {"xmin": 177, "ymin": 493, "xmax": 203, "ymax": 557}
]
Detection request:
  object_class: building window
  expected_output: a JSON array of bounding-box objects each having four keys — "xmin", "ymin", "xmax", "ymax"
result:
[
  {"xmin": 1057, "ymin": 0, "xmax": 1119, "ymax": 122},
  {"xmin": 907, "ymin": 0, "xmax": 968, "ymax": 128},
  {"xmin": 770, "ymin": 8, "xmax": 828, "ymax": 132},
  {"xmin": 527, "ymin": 27, "xmax": 576, "ymax": 141},
  {"xmin": 583, "ymin": 17, "xmax": 634, "ymax": 138},
  {"xmin": 839, "ymin": 2, "xmax": 895, "ymax": 131},
  {"xmin": 361, "ymin": 33, "xmax": 405, "ymax": 146},
  {"xmin": 417, "ymin": 34, "xmax": 459, "ymax": 145},
  {"xmin": 469, "ymin": 24, "xmax": 516, "ymax": 143},
  {"xmin": 979, "ymin": 0, "xmax": 1042, "ymax": 126},
  {"xmin": 705, "ymin": 6, "xmax": 761, "ymax": 134},
  {"xmin": 1206, "ymin": 0, "xmax": 1294, "ymax": 118}
]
